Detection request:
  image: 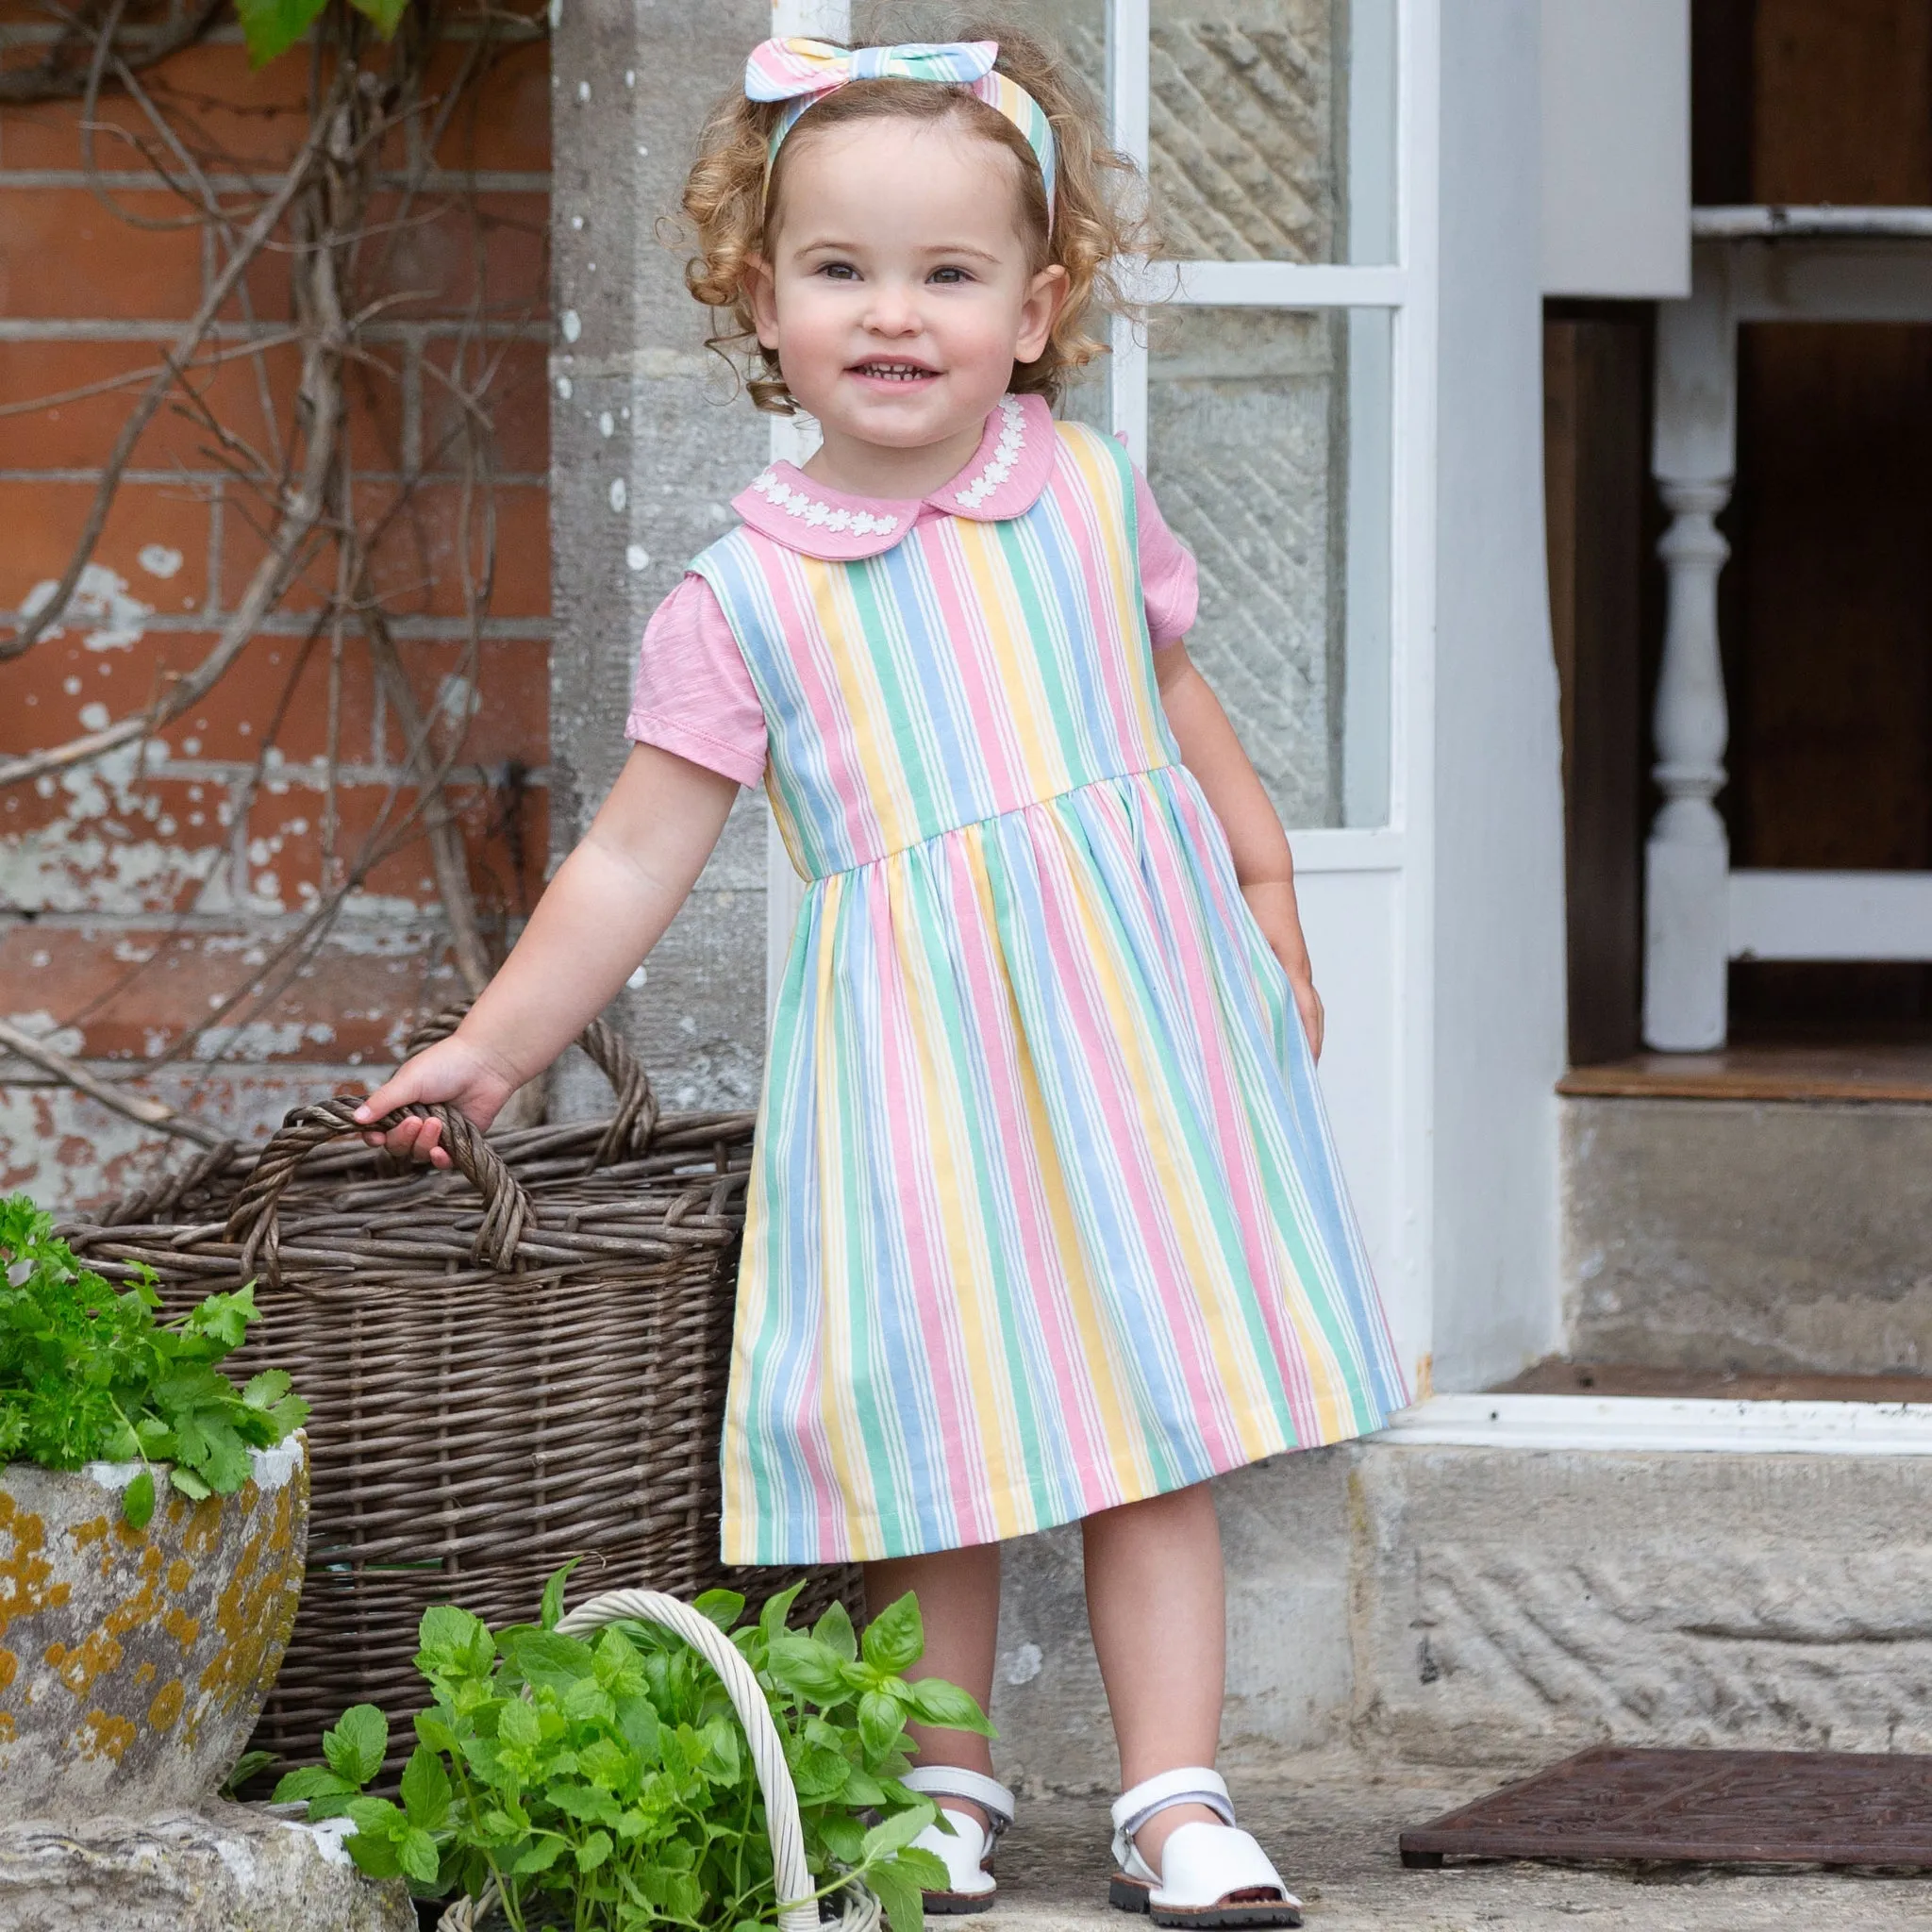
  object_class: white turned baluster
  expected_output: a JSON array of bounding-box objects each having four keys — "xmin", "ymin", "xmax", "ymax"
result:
[
  {"xmin": 1644, "ymin": 479, "xmax": 1733, "ymax": 1048},
  {"xmin": 1645, "ymin": 244, "xmax": 1738, "ymax": 1051}
]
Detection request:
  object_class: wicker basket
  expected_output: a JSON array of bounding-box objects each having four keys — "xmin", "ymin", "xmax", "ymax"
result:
[{"xmin": 59, "ymin": 1013, "xmax": 858, "ymax": 1768}]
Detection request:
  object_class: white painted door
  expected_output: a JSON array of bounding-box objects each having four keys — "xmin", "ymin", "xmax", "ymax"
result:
[{"xmin": 766, "ymin": 0, "xmax": 1439, "ymax": 1392}]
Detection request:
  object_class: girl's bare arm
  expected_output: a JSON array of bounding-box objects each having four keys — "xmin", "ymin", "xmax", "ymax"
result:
[
  {"xmin": 356, "ymin": 743, "xmax": 740, "ymax": 1164},
  {"xmin": 1156, "ymin": 641, "xmax": 1324, "ymax": 1058}
]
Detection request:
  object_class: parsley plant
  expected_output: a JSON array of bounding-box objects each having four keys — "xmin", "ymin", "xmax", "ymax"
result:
[{"xmin": 0, "ymin": 1193, "xmax": 309, "ymax": 1528}]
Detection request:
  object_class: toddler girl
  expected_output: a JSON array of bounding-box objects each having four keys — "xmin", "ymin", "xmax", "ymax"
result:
[{"xmin": 359, "ymin": 25, "xmax": 1407, "ymax": 1925}]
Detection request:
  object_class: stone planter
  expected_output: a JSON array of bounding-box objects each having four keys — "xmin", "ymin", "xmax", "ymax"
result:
[{"xmin": 0, "ymin": 1437, "xmax": 308, "ymax": 1818}]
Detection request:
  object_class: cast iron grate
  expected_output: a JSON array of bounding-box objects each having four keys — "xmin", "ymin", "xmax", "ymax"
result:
[{"xmin": 1401, "ymin": 1747, "xmax": 1932, "ymax": 1869}]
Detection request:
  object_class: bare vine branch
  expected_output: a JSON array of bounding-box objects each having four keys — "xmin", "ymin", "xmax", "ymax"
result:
[
  {"xmin": 0, "ymin": 1016, "xmax": 229, "ymax": 1149},
  {"xmin": 0, "ymin": 0, "xmax": 224, "ymax": 106}
]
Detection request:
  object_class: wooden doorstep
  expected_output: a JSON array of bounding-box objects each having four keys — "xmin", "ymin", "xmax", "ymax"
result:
[{"xmin": 1559, "ymin": 1040, "xmax": 1932, "ymax": 1105}]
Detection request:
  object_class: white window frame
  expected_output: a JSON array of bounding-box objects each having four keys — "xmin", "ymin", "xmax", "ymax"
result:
[{"xmin": 1108, "ymin": 0, "xmax": 1441, "ymax": 1384}]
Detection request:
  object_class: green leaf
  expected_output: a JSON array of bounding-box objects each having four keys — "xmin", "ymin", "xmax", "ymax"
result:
[
  {"xmin": 498, "ymin": 1697, "xmax": 541, "ymax": 1751},
  {"xmin": 218, "ymin": 1748, "xmax": 279, "ymax": 1799},
  {"xmin": 692, "ymin": 1588, "xmax": 746, "ymax": 1631},
  {"xmin": 862, "ymin": 1593, "xmax": 924, "ymax": 1675},
  {"xmin": 242, "ymin": 1369, "xmax": 291, "ymax": 1409},
  {"xmin": 575, "ymin": 1829, "xmax": 614, "ymax": 1872},
  {"xmin": 862, "ymin": 1799, "xmax": 935, "ymax": 1863},
  {"xmin": 121, "ymin": 1468, "xmax": 155, "ymax": 1530},
  {"xmin": 343, "ymin": 1828, "xmax": 403, "ymax": 1880},
  {"xmin": 345, "ymin": 1795, "xmax": 405, "ymax": 1839},
  {"xmin": 322, "ymin": 1705, "xmax": 389, "ymax": 1789},
  {"xmin": 418, "ymin": 1604, "xmax": 494, "ymax": 1677},
  {"xmin": 813, "ymin": 1597, "xmax": 859, "ymax": 1663},
  {"xmin": 272, "ymin": 1765, "xmax": 357, "ymax": 1805},
  {"xmin": 758, "ymin": 1579, "xmax": 805, "ymax": 1641},
  {"xmin": 265, "ymin": 1392, "xmax": 310, "ymax": 1437},
  {"xmin": 615, "ymin": 1693, "xmax": 661, "ymax": 1767},
  {"xmin": 892, "ymin": 1846, "xmax": 952, "ymax": 1890},
  {"xmin": 398, "ymin": 1825, "xmax": 441, "ymax": 1886},
  {"xmin": 231, "ymin": 0, "xmax": 328, "ymax": 67},
  {"xmin": 819, "ymin": 1812, "xmax": 867, "ymax": 1864},
  {"xmin": 412, "ymin": 1707, "xmax": 461, "ymax": 1756},
  {"xmin": 904, "ymin": 1677, "xmax": 994, "ymax": 1736},
  {"xmin": 766, "ymin": 1632, "xmax": 850, "ymax": 1703},
  {"xmin": 505, "ymin": 1628, "xmax": 595, "ymax": 1693},
  {"xmin": 168, "ymin": 1466, "xmax": 211, "ymax": 1501},
  {"xmin": 348, "ymin": 0, "xmax": 408, "ymax": 34},
  {"xmin": 540, "ymin": 1557, "xmax": 582, "ymax": 1631},
  {"xmin": 867, "ymin": 1857, "xmax": 927, "ymax": 1932},
  {"xmin": 512, "ymin": 1836, "xmax": 569, "ymax": 1874},
  {"xmin": 398, "ymin": 1744, "xmax": 451, "ymax": 1829},
  {"xmin": 788, "ymin": 1740, "xmax": 851, "ymax": 1801},
  {"xmin": 189, "ymin": 1417, "xmax": 252, "ymax": 1494},
  {"xmin": 858, "ymin": 1689, "xmax": 906, "ymax": 1759}
]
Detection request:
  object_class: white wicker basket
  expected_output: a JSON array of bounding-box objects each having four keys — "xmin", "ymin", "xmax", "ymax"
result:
[{"xmin": 441, "ymin": 1589, "xmax": 876, "ymax": 1931}]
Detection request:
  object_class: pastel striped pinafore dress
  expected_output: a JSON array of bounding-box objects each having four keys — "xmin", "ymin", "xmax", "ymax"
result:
[{"xmin": 691, "ymin": 394, "xmax": 1408, "ymax": 1565}]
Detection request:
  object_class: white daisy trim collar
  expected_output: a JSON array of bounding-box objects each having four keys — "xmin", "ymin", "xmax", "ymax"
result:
[{"xmin": 730, "ymin": 393, "xmax": 1058, "ymax": 560}]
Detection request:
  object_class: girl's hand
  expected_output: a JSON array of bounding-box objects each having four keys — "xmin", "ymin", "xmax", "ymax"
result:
[
  {"xmin": 352, "ymin": 1033, "xmax": 524, "ymax": 1170},
  {"xmin": 1242, "ymin": 880, "xmax": 1324, "ymax": 1061}
]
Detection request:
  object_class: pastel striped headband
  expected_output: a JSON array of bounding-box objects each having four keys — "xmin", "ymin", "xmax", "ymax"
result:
[{"xmin": 745, "ymin": 38, "xmax": 1058, "ymax": 230}]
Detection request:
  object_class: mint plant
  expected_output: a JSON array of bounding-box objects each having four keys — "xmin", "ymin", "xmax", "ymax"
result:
[
  {"xmin": 275, "ymin": 1571, "xmax": 990, "ymax": 1931},
  {"xmin": 0, "ymin": 1193, "xmax": 309, "ymax": 1528}
]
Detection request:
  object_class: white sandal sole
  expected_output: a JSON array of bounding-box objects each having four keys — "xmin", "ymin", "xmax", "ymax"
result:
[{"xmin": 1108, "ymin": 1873, "xmax": 1304, "ymax": 1927}]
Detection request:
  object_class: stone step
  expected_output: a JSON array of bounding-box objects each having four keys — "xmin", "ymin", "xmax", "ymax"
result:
[
  {"xmin": 1560, "ymin": 1090, "xmax": 1932, "ymax": 1376},
  {"xmin": 991, "ymin": 1435, "xmax": 1932, "ymax": 1784},
  {"xmin": 979, "ymin": 1775, "xmax": 1932, "ymax": 1929}
]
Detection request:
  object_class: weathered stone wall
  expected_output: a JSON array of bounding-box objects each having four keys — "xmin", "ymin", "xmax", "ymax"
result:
[
  {"xmin": 1562, "ymin": 1095, "xmax": 1932, "ymax": 1375},
  {"xmin": 546, "ymin": 0, "xmax": 770, "ymax": 1115}
]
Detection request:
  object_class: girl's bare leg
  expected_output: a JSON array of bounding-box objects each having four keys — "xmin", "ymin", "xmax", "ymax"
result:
[
  {"xmin": 866, "ymin": 1541, "xmax": 1003, "ymax": 1829},
  {"xmin": 1083, "ymin": 1482, "xmax": 1227, "ymax": 1874}
]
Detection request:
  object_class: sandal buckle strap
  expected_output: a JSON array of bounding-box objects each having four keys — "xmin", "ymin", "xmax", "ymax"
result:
[
  {"xmin": 902, "ymin": 1764, "xmax": 1018, "ymax": 1837},
  {"xmin": 1109, "ymin": 1766, "xmax": 1236, "ymax": 1870}
]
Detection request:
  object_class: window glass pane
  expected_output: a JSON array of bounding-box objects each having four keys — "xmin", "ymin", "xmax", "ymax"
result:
[
  {"xmin": 1028, "ymin": 0, "xmax": 1108, "ymax": 101},
  {"xmin": 1148, "ymin": 306, "xmax": 1391, "ymax": 827},
  {"xmin": 1024, "ymin": 0, "xmax": 1111, "ymax": 433},
  {"xmin": 1148, "ymin": 0, "xmax": 1395, "ymax": 263}
]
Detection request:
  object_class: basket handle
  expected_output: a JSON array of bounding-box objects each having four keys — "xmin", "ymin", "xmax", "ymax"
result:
[
  {"xmin": 403, "ymin": 1002, "xmax": 661, "ymax": 1168},
  {"xmin": 223, "ymin": 1096, "xmax": 530, "ymax": 1283},
  {"xmin": 556, "ymin": 1589, "xmax": 876, "ymax": 1932}
]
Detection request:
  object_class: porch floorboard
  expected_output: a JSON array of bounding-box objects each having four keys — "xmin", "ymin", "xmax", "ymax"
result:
[{"xmin": 1560, "ymin": 1038, "xmax": 1932, "ymax": 1105}]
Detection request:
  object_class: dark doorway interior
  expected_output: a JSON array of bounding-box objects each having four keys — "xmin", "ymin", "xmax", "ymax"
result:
[{"xmin": 1550, "ymin": 0, "xmax": 1932, "ymax": 1067}]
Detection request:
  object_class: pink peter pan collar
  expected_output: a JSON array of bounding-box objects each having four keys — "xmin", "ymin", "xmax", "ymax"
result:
[{"xmin": 731, "ymin": 392, "xmax": 1056, "ymax": 561}]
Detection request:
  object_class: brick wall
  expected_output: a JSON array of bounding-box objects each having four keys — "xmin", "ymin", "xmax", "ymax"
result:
[{"xmin": 0, "ymin": 6, "xmax": 551, "ymax": 1208}]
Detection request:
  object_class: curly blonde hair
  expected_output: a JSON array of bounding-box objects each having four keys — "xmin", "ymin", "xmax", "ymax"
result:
[{"xmin": 680, "ymin": 17, "xmax": 1146, "ymax": 414}]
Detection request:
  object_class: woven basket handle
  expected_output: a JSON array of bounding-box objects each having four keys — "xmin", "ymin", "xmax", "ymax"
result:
[
  {"xmin": 555, "ymin": 1589, "xmax": 877, "ymax": 1932},
  {"xmin": 403, "ymin": 1002, "xmax": 660, "ymax": 1168},
  {"xmin": 223, "ymin": 1096, "xmax": 530, "ymax": 1283}
]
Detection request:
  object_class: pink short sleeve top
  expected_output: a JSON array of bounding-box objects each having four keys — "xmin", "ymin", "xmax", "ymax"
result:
[{"xmin": 626, "ymin": 455, "xmax": 1197, "ymax": 791}]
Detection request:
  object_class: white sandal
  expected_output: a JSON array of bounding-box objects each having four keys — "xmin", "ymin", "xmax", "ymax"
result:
[
  {"xmin": 1108, "ymin": 1767, "xmax": 1303, "ymax": 1927},
  {"xmin": 902, "ymin": 1765, "xmax": 1016, "ymax": 1916}
]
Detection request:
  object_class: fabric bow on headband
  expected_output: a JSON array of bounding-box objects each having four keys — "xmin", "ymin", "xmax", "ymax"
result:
[{"xmin": 745, "ymin": 38, "xmax": 1058, "ymax": 227}]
